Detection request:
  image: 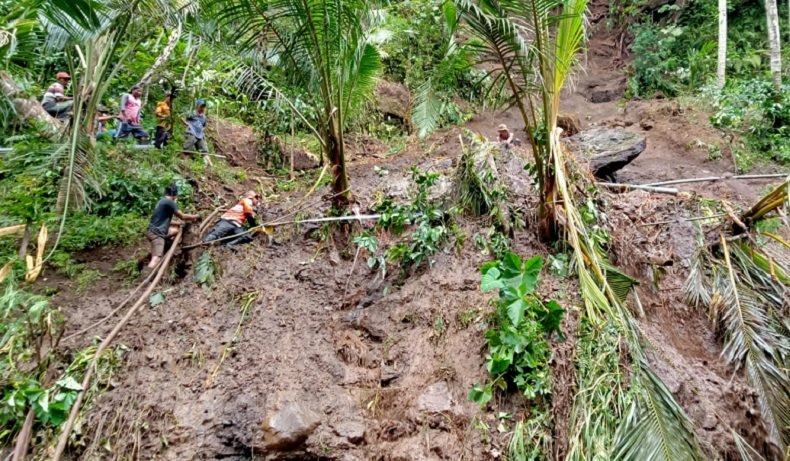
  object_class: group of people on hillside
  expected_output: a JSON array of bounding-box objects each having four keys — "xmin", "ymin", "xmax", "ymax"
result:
[{"xmin": 41, "ymin": 72, "xmax": 213, "ymax": 165}]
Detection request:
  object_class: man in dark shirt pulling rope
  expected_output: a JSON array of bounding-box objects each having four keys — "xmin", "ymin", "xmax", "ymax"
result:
[{"xmin": 145, "ymin": 183, "xmax": 199, "ymax": 271}]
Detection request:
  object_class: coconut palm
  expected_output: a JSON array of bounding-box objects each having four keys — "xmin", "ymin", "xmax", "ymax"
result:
[
  {"xmin": 764, "ymin": 0, "xmax": 782, "ymax": 91},
  {"xmin": 717, "ymin": 0, "xmax": 726, "ymax": 89},
  {"xmin": 453, "ymin": 0, "xmax": 587, "ymax": 241},
  {"xmin": 207, "ymin": 0, "xmax": 382, "ymax": 207}
]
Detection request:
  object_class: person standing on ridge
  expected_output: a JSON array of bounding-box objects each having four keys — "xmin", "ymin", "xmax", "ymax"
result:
[
  {"xmin": 117, "ymin": 85, "xmax": 150, "ymax": 143},
  {"xmin": 154, "ymin": 92, "xmax": 173, "ymax": 148},
  {"xmin": 203, "ymin": 191, "xmax": 266, "ymax": 249},
  {"xmin": 41, "ymin": 72, "xmax": 74, "ymax": 119},
  {"xmin": 145, "ymin": 183, "xmax": 199, "ymax": 272},
  {"xmin": 182, "ymin": 99, "xmax": 211, "ymax": 166}
]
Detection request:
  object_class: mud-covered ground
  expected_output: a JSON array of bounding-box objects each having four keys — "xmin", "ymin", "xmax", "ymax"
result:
[{"xmin": 37, "ymin": 1, "xmax": 789, "ymax": 458}]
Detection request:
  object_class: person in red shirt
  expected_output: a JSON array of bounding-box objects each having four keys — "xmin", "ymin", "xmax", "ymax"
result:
[{"xmin": 203, "ymin": 191, "xmax": 261, "ymax": 248}]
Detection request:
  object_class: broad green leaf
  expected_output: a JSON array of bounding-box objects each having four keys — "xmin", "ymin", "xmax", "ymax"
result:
[
  {"xmin": 501, "ymin": 252, "xmax": 523, "ymax": 278},
  {"xmin": 481, "ymin": 267, "xmax": 504, "ymax": 292},
  {"xmin": 539, "ymin": 300, "xmax": 565, "ymax": 336},
  {"xmin": 521, "ymin": 256, "xmax": 543, "ymax": 293},
  {"xmin": 56, "ymin": 376, "xmax": 83, "ymax": 391},
  {"xmin": 468, "ymin": 384, "xmax": 493, "ymax": 406},
  {"xmin": 149, "ymin": 292, "xmax": 165, "ymax": 306},
  {"xmin": 507, "ymin": 298, "xmax": 527, "ymax": 326},
  {"xmin": 480, "ymin": 261, "xmax": 498, "ymax": 274}
]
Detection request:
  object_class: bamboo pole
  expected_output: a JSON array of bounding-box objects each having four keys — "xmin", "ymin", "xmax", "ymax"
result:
[
  {"xmin": 642, "ymin": 173, "xmax": 788, "ymax": 187},
  {"xmin": 596, "ymin": 182, "xmax": 681, "ymax": 195},
  {"xmin": 52, "ymin": 230, "xmax": 184, "ymax": 461}
]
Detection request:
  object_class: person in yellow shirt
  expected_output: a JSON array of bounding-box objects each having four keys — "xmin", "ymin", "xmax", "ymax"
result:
[{"xmin": 153, "ymin": 93, "xmax": 173, "ymax": 149}]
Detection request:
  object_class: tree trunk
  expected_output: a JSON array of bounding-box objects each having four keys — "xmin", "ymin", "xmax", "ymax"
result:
[
  {"xmin": 765, "ymin": 0, "xmax": 782, "ymax": 91},
  {"xmin": 537, "ymin": 149, "xmax": 558, "ymax": 242},
  {"xmin": 717, "ymin": 0, "xmax": 727, "ymax": 88},
  {"xmin": 326, "ymin": 124, "xmax": 350, "ymax": 209},
  {"xmin": 139, "ymin": 23, "xmax": 182, "ymax": 87},
  {"xmin": 0, "ymin": 71, "xmax": 61, "ymax": 135}
]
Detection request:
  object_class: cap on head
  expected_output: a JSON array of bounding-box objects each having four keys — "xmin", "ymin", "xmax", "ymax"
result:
[
  {"xmin": 497, "ymin": 124, "xmax": 508, "ymax": 132},
  {"xmin": 196, "ymin": 99, "xmax": 206, "ymax": 107},
  {"xmin": 165, "ymin": 183, "xmax": 179, "ymax": 197},
  {"xmin": 56, "ymin": 72, "xmax": 71, "ymax": 80},
  {"xmin": 243, "ymin": 190, "xmax": 259, "ymax": 200}
]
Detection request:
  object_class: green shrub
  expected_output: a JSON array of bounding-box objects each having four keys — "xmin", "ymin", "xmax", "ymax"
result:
[
  {"xmin": 709, "ymin": 78, "xmax": 790, "ymax": 167},
  {"xmin": 469, "ymin": 253, "xmax": 564, "ymax": 406},
  {"xmin": 57, "ymin": 212, "xmax": 147, "ymax": 252}
]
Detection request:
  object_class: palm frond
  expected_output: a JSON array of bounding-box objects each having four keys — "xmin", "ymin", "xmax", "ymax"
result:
[
  {"xmin": 412, "ymin": 79, "xmax": 442, "ymax": 139},
  {"xmin": 714, "ymin": 237, "xmax": 790, "ymax": 448},
  {"xmin": 601, "ymin": 261, "xmax": 639, "ymax": 302},
  {"xmin": 342, "ymin": 41, "xmax": 381, "ymax": 118},
  {"xmin": 683, "ymin": 249, "xmax": 712, "ymax": 307},
  {"xmin": 732, "ymin": 430, "xmax": 768, "ymax": 461},
  {"xmin": 613, "ymin": 361, "xmax": 703, "ymax": 461}
]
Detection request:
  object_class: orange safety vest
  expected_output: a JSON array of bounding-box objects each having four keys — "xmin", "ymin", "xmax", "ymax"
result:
[{"xmin": 222, "ymin": 198, "xmax": 255, "ymax": 226}]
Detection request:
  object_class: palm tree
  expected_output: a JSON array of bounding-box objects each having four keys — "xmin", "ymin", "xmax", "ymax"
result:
[
  {"xmin": 208, "ymin": 0, "xmax": 381, "ymax": 207},
  {"xmin": 454, "ymin": 0, "xmax": 586, "ymax": 241},
  {"xmin": 717, "ymin": 0, "xmax": 726, "ymax": 89},
  {"xmin": 764, "ymin": 0, "xmax": 782, "ymax": 91}
]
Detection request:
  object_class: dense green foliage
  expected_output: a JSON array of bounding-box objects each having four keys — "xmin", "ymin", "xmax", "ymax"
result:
[
  {"xmin": 626, "ymin": 0, "xmax": 790, "ymax": 167},
  {"xmin": 469, "ymin": 253, "xmax": 564, "ymax": 405}
]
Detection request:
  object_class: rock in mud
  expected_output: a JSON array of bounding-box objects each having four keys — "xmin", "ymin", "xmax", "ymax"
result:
[
  {"xmin": 376, "ymin": 80, "xmax": 411, "ymax": 121},
  {"xmin": 557, "ymin": 113, "xmax": 581, "ymax": 136},
  {"xmin": 333, "ymin": 420, "xmax": 366, "ymax": 444},
  {"xmin": 261, "ymin": 401, "xmax": 320, "ymax": 450},
  {"xmin": 416, "ymin": 381, "xmax": 454, "ymax": 414},
  {"xmin": 287, "ymin": 147, "xmax": 320, "ymax": 171},
  {"xmin": 702, "ymin": 413, "xmax": 718, "ymax": 430},
  {"xmin": 567, "ymin": 127, "xmax": 647, "ymax": 180}
]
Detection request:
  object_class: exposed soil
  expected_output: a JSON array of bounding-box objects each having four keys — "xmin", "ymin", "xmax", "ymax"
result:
[{"xmin": 35, "ymin": 1, "xmax": 789, "ymax": 460}]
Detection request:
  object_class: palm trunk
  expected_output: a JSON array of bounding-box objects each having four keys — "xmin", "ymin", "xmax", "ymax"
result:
[
  {"xmin": 765, "ymin": 0, "xmax": 782, "ymax": 91},
  {"xmin": 325, "ymin": 122, "xmax": 349, "ymax": 209},
  {"xmin": 717, "ymin": 0, "xmax": 727, "ymax": 88},
  {"xmin": 140, "ymin": 22, "xmax": 182, "ymax": 86}
]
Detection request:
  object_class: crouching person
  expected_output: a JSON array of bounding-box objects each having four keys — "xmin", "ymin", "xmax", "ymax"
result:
[
  {"xmin": 145, "ymin": 183, "xmax": 200, "ymax": 272},
  {"xmin": 203, "ymin": 191, "xmax": 261, "ymax": 249}
]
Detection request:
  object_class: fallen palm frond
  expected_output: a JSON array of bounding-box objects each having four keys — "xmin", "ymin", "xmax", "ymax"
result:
[
  {"xmin": 740, "ymin": 177, "xmax": 788, "ymax": 225},
  {"xmin": 614, "ymin": 360, "xmax": 703, "ymax": 461},
  {"xmin": 683, "ymin": 179, "xmax": 790, "ymax": 452},
  {"xmin": 553, "ymin": 130, "xmax": 703, "ymax": 460}
]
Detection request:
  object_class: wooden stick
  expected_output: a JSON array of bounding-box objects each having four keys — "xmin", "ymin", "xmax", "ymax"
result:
[
  {"xmin": 62, "ymin": 258, "xmax": 165, "ymax": 342},
  {"xmin": 596, "ymin": 182, "xmax": 681, "ymax": 195},
  {"xmin": 11, "ymin": 408, "xmax": 34, "ymax": 461},
  {"xmin": 52, "ymin": 230, "xmax": 183, "ymax": 461},
  {"xmin": 642, "ymin": 173, "xmax": 788, "ymax": 187},
  {"xmin": 638, "ymin": 213, "xmax": 727, "ymax": 227}
]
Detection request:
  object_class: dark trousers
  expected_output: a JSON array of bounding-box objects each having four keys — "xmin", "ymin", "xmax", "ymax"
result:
[
  {"xmin": 154, "ymin": 126, "xmax": 170, "ymax": 148},
  {"xmin": 203, "ymin": 219, "xmax": 253, "ymax": 247}
]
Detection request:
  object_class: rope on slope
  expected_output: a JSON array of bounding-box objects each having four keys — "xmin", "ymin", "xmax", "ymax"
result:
[{"xmin": 52, "ymin": 229, "xmax": 184, "ymax": 461}]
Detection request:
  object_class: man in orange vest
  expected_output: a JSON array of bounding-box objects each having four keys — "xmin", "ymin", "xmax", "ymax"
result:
[{"xmin": 203, "ymin": 191, "xmax": 261, "ymax": 249}]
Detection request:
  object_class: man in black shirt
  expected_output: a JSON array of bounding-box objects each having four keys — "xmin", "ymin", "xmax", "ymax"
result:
[{"xmin": 145, "ymin": 183, "xmax": 199, "ymax": 270}]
